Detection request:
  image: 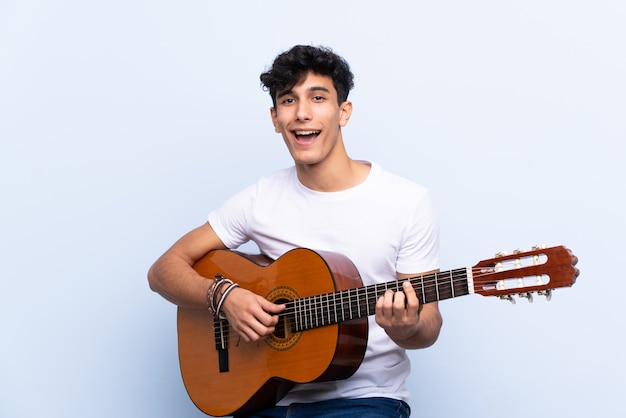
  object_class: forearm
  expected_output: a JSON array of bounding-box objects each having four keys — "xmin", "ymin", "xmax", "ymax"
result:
[
  {"xmin": 148, "ymin": 253, "xmax": 211, "ymax": 309},
  {"xmin": 148, "ymin": 223, "xmax": 228, "ymax": 309}
]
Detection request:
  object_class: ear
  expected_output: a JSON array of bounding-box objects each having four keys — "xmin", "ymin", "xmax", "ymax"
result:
[
  {"xmin": 339, "ymin": 101, "xmax": 353, "ymax": 127},
  {"xmin": 270, "ymin": 107, "xmax": 280, "ymax": 133}
]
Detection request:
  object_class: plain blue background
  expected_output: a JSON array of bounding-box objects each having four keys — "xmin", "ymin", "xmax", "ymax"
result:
[{"xmin": 1, "ymin": 1, "xmax": 624, "ymax": 417}]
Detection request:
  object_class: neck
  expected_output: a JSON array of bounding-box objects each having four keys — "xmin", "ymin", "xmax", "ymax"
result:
[
  {"xmin": 296, "ymin": 158, "xmax": 370, "ymax": 192},
  {"xmin": 293, "ymin": 132, "xmax": 370, "ymax": 192}
]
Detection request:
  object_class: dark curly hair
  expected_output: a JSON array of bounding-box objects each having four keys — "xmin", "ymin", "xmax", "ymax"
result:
[{"xmin": 260, "ymin": 45, "xmax": 354, "ymax": 108}]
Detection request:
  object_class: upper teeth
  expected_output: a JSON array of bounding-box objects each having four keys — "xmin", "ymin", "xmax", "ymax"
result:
[{"xmin": 296, "ymin": 130, "xmax": 319, "ymax": 135}]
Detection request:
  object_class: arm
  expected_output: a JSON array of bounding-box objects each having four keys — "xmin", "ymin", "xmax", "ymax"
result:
[
  {"xmin": 148, "ymin": 222, "xmax": 226, "ymax": 309},
  {"xmin": 375, "ymin": 270, "xmax": 443, "ymax": 349},
  {"xmin": 147, "ymin": 222, "xmax": 283, "ymax": 342}
]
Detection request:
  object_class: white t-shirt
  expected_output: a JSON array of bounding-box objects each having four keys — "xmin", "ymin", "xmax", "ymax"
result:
[{"xmin": 208, "ymin": 161, "xmax": 439, "ymax": 404}]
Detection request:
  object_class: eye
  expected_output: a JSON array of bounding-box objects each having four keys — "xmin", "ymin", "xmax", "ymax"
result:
[
  {"xmin": 281, "ymin": 97, "xmax": 295, "ymax": 105},
  {"xmin": 312, "ymin": 95, "xmax": 326, "ymax": 102}
]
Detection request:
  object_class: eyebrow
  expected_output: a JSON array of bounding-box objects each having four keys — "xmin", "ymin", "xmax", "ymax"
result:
[{"xmin": 276, "ymin": 85, "xmax": 331, "ymax": 99}]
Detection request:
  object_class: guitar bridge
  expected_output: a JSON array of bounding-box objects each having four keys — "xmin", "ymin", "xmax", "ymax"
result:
[{"xmin": 214, "ymin": 316, "xmax": 230, "ymax": 373}]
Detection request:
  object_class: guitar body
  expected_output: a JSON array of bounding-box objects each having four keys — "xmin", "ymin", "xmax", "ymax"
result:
[{"xmin": 178, "ymin": 248, "xmax": 368, "ymax": 417}]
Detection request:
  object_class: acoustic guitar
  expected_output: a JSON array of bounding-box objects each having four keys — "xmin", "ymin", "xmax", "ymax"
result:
[{"xmin": 177, "ymin": 245, "xmax": 578, "ymax": 416}]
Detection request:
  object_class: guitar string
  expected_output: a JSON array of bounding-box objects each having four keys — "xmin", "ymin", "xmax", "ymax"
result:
[
  {"xmin": 211, "ymin": 267, "xmax": 536, "ymax": 344},
  {"xmin": 217, "ymin": 267, "xmax": 530, "ymax": 324},
  {"xmin": 276, "ymin": 266, "xmax": 520, "ymax": 313},
  {"xmin": 277, "ymin": 269, "xmax": 470, "ymax": 318},
  {"xmin": 211, "ymin": 270, "xmax": 467, "ymax": 344}
]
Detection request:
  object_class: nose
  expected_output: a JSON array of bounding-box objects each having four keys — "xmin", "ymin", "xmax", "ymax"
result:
[{"xmin": 295, "ymin": 101, "xmax": 311, "ymax": 122}]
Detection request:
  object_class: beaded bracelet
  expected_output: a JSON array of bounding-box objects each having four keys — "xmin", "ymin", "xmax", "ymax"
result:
[
  {"xmin": 207, "ymin": 274, "xmax": 231, "ymax": 315},
  {"xmin": 207, "ymin": 274, "xmax": 238, "ymax": 320},
  {"xmin": 214, "ymin": 282, "xmax": 239, "ymax": 320}
]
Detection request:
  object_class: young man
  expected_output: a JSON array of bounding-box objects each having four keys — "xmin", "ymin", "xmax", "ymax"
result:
[{"xmin": 148, "ymin": 45, "xmax": 443, "ymax": 417}]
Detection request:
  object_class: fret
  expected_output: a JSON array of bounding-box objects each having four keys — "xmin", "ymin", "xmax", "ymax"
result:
[
  {"xmin": 314, "ymin": 295, "xmax": 320, "ymax": 328},
  {"xmin": 349, "ymin": 290, "xmax": 354, "ymax": 319},
  {"xmin": 357, "ymin": 287, "xmax": 364, "ymax": 313},
  {"xmin": 298, "ymin": 298, "xmax": 305, "ymax": 330},
  {"xmin": 309, "ymin": 296, "xmax": 315, "ymax": 328},
  {"xmin": 313, "ymin": 296, "xmax": 317, "ymax": 328},
  {"xmin": 450, "ymin": 270, "xmax": 455, "ymax": 298},
  {"xmin": 317, "ymin": 294, "xmax": 323, "ymax": 327},
  {"xmin": 456, "ymin": 268, "xmax": 470, "ymax": 298},
  {"xmin": 285, "ymin": 268, "xmax": 471, "ymax": 332},
  {"xmin": 360, "ymin": 288, "xmax": 366, "ymax": 318},
  {"xmin": 324, "ymin": 293, "xmax": 330, "ymax": 325},
  {"xmin": 308, "ymin": 296, "xmax": 314, "ymax": 329},
  {"xmin": 425, "ymin": 274, "xmax": 438, "ymax": 303},
  {"xmin": 347, "ymin": 289, "xmax": 353, "ymax": 320},
  {"xmin": 304, "ymin": 297, "xmax": 310, "ymax": 330}
]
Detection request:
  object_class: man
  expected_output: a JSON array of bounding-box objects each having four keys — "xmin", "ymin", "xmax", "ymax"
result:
[{"xmin": 148, "ymin": 45, "xmax": 443, "ymax": 417}]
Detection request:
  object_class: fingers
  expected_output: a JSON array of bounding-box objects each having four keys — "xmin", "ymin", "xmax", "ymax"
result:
[
  {"xmin": 221, "ymin": 289, "xmax": 285, "ymax": 343},
  {"xmin": 376, "ymin": 281, "xmax": 420, "ymax": 323},
  {"xmin": 260, "ymin": 297, "xmax": 286, "ymax": 315},
  {"xmin": 374, "ymin": 281, "xmax": 423, "ymax": 343},
  {"xmin": 238, "ymin": 313, "xmax": 275, "ymax": 342},
  {"xmin": 402, "ymin": 281, "xmax": 419, "ymax": 313}
]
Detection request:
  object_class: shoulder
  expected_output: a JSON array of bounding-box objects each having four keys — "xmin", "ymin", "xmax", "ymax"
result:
[
  {"xmin": 231, "ymin": 166, "xmax": 296, "ymax": 197},
  {"xmin": 369, "ymin": 162, "xmax": 431, "ymax": 199},
  {"xmin": 257, "ymin": 166, "xmax": 296, "ymax": 186},
  {"xmin": 245, "ymin": 166, "xmax": 297, "ymax": 198}
]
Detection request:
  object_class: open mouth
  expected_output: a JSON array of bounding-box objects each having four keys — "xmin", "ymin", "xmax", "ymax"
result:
[{"xmin": 294, "ymin": 130, "xmax": 321, "ymax": 142}]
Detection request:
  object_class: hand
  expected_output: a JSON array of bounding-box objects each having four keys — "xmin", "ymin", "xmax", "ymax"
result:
[
  {"xmin": 375, "ymin": 281, "xmax": 421, "ymax": 342},
  {"xmin": 220, "ymin": 287, "xmax": 285, "ymax": 343}
]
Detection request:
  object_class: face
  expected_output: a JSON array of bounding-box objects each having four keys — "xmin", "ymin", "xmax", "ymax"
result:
[{"xmin": 270, "ymin": 72, "xmax": 352, "ymax": 168}]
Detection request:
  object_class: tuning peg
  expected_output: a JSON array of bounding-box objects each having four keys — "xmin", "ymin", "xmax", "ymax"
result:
[
  {"xmin": 532, "ymin": 244, "xmax": 547, "ymax": 250},
  {"xmin": 519, "ymin": 292, "xmax": 534, "ymax": 303},
  {"xmin": 499, "ymin": 295, "xmax": 516, "ymax": 305},
  {"xmin": 538, "ymin": 289, "xmax": 552, "ymax": 301}
]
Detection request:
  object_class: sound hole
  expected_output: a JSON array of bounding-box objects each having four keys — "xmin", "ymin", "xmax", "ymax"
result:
[{"xmin": 265, "ymin": 287, "xmax": 301, "ymax": 351}]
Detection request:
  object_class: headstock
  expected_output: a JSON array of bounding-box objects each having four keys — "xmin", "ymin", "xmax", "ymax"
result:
[{"xmin": 471, "ymin": 245, "xmax": 579, "ymax": 303}]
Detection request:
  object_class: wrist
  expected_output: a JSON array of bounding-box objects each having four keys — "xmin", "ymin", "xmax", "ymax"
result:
[{"xmin": 207, "ymin": 274, "xmax": 239, "ymax": 319}]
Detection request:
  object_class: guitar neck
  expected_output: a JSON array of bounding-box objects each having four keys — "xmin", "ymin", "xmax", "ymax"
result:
[{"xmin": 284, "ymin": 268, "xmax": 471, "ymax": 333}]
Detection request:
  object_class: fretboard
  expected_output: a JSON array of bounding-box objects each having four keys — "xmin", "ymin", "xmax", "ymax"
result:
[{"xmin": 284, "ymin": 268, "xmax": 471, "ymax": 333}]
